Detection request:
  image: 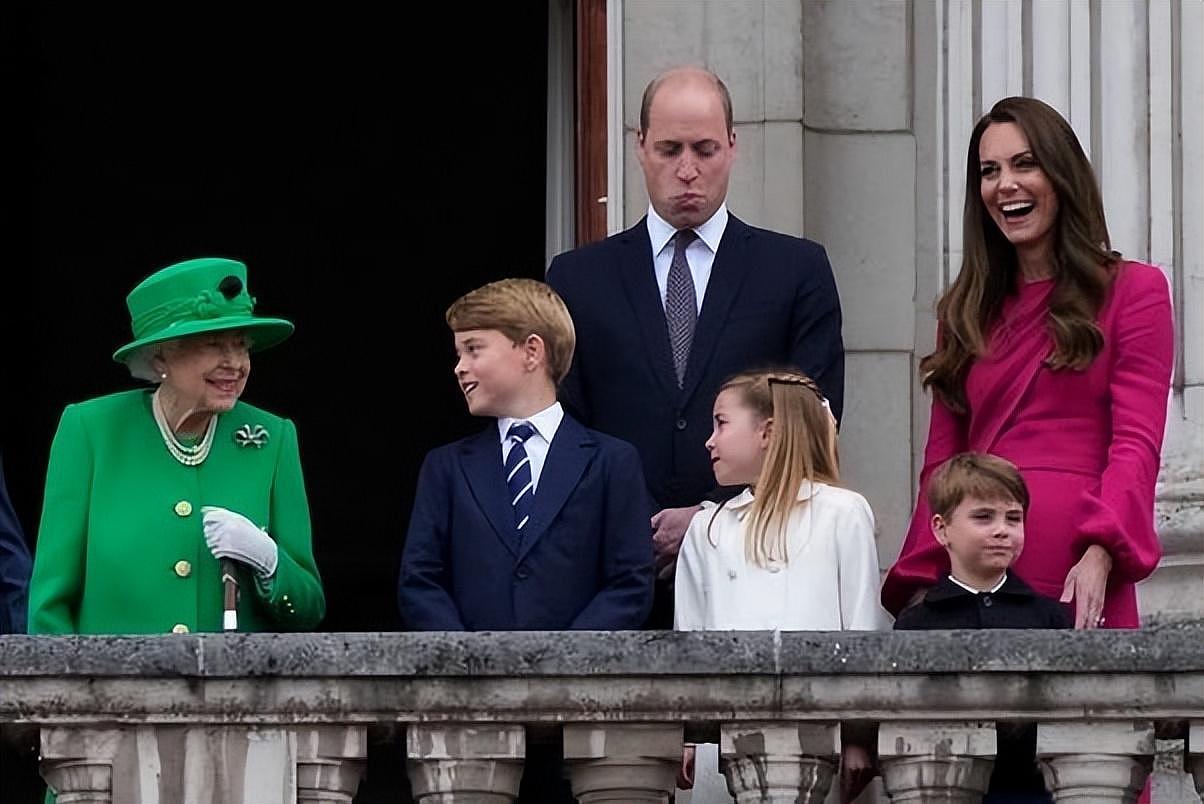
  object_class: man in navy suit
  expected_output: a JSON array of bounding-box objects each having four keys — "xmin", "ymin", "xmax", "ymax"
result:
[
  {"xmin": 0, "ymin": 454, "xmax": 31, "ymax": 635},
  {"xmin": 546, "ymin": 66, "xmax": 844, "ymax": 626},
  {"xmin": 399, "ymin": 278, "xmax": 653, "ymax": 632}
]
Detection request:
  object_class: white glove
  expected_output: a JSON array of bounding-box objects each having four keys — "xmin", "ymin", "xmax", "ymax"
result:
[{"xmin": 201, "ymin": 506, "xmax": 279, "ymax": 578}]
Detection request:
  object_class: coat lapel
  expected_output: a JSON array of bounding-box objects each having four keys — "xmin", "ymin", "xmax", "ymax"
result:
[
  {"xmin": 680, "ymin": 215, "xmax": 755, "ymax": 404},
  {"xmin": 516, "ymin": 416, "xmax": 595, "ymax": 563},
  {"xmin": 616, "ymin": 220, "xmax": 682, "ymax": 400},
  {"xmin": 458, "ymin": 429, "xmax": 520, "ymax": 557}
]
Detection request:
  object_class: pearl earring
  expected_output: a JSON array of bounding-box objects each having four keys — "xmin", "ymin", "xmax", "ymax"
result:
[{"xmin": 160, "ymin": 372, "xmax": 167, "ymax": 380}]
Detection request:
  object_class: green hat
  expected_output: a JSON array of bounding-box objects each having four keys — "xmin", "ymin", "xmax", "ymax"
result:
[{"xmin": 112, "ymin": 257, "xmax": 294, "ymax": 364}]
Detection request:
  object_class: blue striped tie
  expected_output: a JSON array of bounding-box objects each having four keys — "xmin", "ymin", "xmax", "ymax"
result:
[{"xmin": 504, "ymin": 422, "xmax": 536, "ymax": 534}]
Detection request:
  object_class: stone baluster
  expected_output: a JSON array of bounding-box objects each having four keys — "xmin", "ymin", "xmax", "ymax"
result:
[
  {"xmin": 878, "ymin": 720, "xmax": 995, "ymax": 802},
  {"xmin": 563, "ymin": 723, "xmax": 682, "ymax": 802},
  {"xmin": 1188, "ymin": 721, "xmax": 1204, "ymax": 796},
  {"xmin": 293, "ymin": 725, "xmax": 368, "ymax": 804},
  {"xmin": 406, "ymin": 723, "xmax": 525, "ymax": 803},
  {"xmin": 39, "ymin": 727, "xmax": 124, "ymax": 804},
  {"xmin": 1037, "ymin": 720, "xmax": 1154, "ymax": 802},
  {"xmin": 720, "ymin": 722, "xmax": 839, "ymax": 803}
]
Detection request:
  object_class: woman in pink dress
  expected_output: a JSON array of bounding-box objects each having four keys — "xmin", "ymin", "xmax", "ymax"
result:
[{"xmin": 883, "ymin": 96, "xmax": 1174, "ymax": 631}]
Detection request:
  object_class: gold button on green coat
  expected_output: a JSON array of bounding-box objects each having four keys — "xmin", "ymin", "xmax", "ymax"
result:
[
  {"xmin": 174, "ymin": 500, "xmax": 193, "ymax": 517},
  {"xmin": 174, "ymin": 560, "xmax": 192, "ymax": 578},
  {"xmin": 28, "ymin": 391, "xmax": 325, "ymax": 635}
]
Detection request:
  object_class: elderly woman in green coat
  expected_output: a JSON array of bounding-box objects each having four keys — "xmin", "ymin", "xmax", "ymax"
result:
[{"xmin": 28, "ymin": 257, "xmax": 324, "ymax": 635}]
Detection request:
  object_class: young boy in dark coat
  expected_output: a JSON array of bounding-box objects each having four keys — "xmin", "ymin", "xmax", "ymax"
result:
[{"xmin": 894, "ymin": 452, "xmax": 1070, "ymax": 803}]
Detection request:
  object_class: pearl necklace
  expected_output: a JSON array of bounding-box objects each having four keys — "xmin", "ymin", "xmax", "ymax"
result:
[{"xmin": 152, "ymin": 390, "xmax": 217, "ymax": 466}]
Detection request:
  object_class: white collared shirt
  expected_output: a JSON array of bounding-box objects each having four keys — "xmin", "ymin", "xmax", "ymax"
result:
[
  {"xmin": 646, "ymin": 203, "xmax": 729, "ymax": 313},
  {"xmin": 948, "ymin": 572, "xmax": 1008, "ymax": 595},
  {"xmin": 497, "ymin": 402, "xmax": 563, "ymax": 492}
]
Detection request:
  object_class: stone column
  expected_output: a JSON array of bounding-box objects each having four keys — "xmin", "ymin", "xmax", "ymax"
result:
[
  {"xmin": 294, "ymin": 725, "xmax": 367, "ymax": 804},
  {"xmin": 405, "ymin": 723, "xmax": 525, "ymax": 803},
  {"xmin": 563, "ymin": 723, "xmax": 681, "ymax": 803},
  {"xmin": 719, "ymin": 722, "xmax": 838, "ymax": 803},
  {"xmin": 1185, "ymin": 721, "xmax": 1204, "ymax": 796},
  {"xmin": 878, "ymin": 721, "xmax": 995, "ymax": 802},
  {"xmin": 40, "ymin": 727, "xmax": 124, "ymax": 804},
  {"xmin": 1037, "ymin": 720, "xmax": 1155, "ymax": 802},
  {"xmin": 802, "ymin": 0, "xmax": 918, "ymax": 559}
]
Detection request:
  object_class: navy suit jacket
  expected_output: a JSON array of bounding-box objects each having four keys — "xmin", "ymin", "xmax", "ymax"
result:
[
  {"xmin": 398, "ymin": 414, "xmax": 654, "ymax": 630},
  {"xmin": 546, "ymin": 214, "xmax": 844, "ymax": 510},
  {"xmin": 0, "ymin": 455, "xmax": 31, "ymax": 634}
]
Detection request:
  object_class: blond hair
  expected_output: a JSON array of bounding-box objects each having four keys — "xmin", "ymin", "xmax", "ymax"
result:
[
  {"xmin": 926, "ymin": 452, "xmax": 1030, "ymax": 518},
  {"xmin": 445, "ymin": 278, "xmax": 577, "ymax": 384},
  {"xmin": 709, "ymin": 368, "xmax": 839, "ymax": 567}
]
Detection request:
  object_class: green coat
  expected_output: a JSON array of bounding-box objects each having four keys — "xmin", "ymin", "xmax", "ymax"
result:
[{"xmin": 28, "ymin": 390, "xmax": 325, "ymax": 634}]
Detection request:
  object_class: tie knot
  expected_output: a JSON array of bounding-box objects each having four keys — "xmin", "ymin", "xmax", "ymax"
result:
[
  {"xmin": 674, "ymin": 229, "xmax": 698, "ymax": 251},
  {"xmin": 507, "ymin": 422, "xmax": 535, "ymax": 443}
]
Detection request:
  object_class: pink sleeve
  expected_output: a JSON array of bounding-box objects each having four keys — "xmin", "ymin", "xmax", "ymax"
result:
[
  {"xmin": 881, "ymin": 393, "xmax": 967, "ymax": 615},
  {"xmin": 1070, "ymin": 265, "xmax": 1173, "ymax": 583}
]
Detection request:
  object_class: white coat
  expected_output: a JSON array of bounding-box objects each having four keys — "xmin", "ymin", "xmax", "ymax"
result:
[
  {"xmin": 673, "ymin": 481, "xmax": 889, "ymax": 804},
  {"xmin": 674, "ymin": 481, "xmax": 888, "ymax": 632}
]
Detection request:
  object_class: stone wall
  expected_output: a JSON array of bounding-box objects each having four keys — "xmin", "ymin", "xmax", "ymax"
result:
[{"xmin": 1, "ymin": 629, "xmax": 1202, "ymax": 802}]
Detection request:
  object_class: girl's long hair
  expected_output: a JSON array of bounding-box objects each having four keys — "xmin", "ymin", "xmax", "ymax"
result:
[
  {"xmin": 708, "ymin": 368, "xmax": 839, "ymax": 567},
  {"xmin": 922, "ymin": 96, "xmax": 1116, "ymax": 412}
]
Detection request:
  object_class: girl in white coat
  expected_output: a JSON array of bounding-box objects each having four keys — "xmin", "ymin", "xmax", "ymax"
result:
[{"xmin": 674, "ymin": 368, "xmax": 887, "ymax": 803}]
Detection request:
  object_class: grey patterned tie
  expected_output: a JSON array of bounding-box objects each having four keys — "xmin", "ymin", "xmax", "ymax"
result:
[{"xmin": 665, "ymin": 229, "xmax": 698, "ymax": 386}]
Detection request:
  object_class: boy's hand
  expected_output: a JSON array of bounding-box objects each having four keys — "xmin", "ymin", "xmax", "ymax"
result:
[
  {"xmin": 1060, "ymin": 544, "xmax": 1113, "ymax": 629},
  {"xmin": 840, "ymin": 742, "xmax": 875, "ymax": 803},
  {"xmin": 677, "ymin": 744, "xmax": 696, "ymax": 790}
]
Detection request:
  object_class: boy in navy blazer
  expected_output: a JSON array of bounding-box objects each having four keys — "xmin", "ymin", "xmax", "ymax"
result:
[
  {"xmin": 894, "ymin": 453, "xmax": 1069, "ymax": 803},
  {"xmin": 399, "ymin": 278, "xmax": 654, "ymax": 631}
]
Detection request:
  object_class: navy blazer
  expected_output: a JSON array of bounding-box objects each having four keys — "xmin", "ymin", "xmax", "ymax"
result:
[
  {"xmin": 0, "ymin": 455, "xmax": 31, "ymax": 634},
  {"xmin": 893, "ymin": 573, "xmax": 1071, "ymax": 631},
  {"xmin": 546, "ymin": 214, "xmax": 844, "ymax": 510},
  {"xmin": 398, "ymin": 414, "xmax": 654, "ymax": 630},
  {"xmin": 894, "ymin": 573, "xmax": 1068, "ymax": 797}
]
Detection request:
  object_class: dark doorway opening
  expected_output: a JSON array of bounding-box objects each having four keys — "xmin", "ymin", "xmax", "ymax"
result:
[{"xmin": 2, "ymin": 4, "xmax": 551, "ymax": 633}]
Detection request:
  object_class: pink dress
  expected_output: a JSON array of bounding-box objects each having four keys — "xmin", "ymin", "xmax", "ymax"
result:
[{"xmin": 883, "ymin": 261, "xmax": 1174, "ymax": 627}]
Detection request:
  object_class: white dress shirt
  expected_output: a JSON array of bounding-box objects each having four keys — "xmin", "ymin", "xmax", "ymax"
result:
[
  {"xmin": 646, "ymin": 203, "xmax": 729, "ymax": 314},
  {"xmin": 949, "ymin": 572, "xmax": 1008, "ymax": 594},
  {"xmin": 497, "ymin": 402, "xmax": 563, "ymax": 492}
]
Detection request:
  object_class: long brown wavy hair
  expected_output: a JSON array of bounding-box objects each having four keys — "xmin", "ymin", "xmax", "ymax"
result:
[{"xmin": 922, "ymin": 96, "xmax": 1118, "ymax": 413}]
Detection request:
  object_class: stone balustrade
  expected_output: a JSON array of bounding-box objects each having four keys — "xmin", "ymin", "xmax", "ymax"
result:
[{"xmin": 1, "ymin": 625, "xmax": 1202, "ymax": 802}]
